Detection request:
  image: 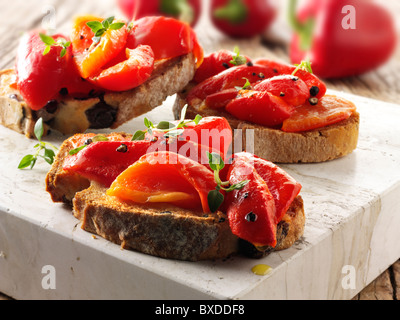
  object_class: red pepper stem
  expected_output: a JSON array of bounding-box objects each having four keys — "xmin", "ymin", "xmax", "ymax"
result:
[
  {"xmin": 213, "ymin": 0, "xmax": 248, "ymax": 25},
  {"xmin": 288, "ymin": 0, "xmax": 315, "ymax": 51},
  {"xmin": 160, "ymin": 0, "xmax": 194, "ymax": 25}
]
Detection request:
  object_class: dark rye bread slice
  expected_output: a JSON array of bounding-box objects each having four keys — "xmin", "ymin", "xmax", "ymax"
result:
[
  {"xmin": 0, "ymin": 53, "xmax": 196, "ymax": 138},
  {"xmin": 73, "ymin": 184, "xmax": 304, "ymax": 261},
  {"xmin": 173, "ymin": 92, "xmax": 360, "ymax": 163},
  {"xmin": 46, "ymin": 133, "xmax": 305, "ymax": 261}
]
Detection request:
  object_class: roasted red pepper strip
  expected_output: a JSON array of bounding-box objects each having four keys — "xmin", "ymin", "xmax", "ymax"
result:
[
  {"xmin": 130, "ymin": 16, "xmax": 203, "ymax": 66},
  {"xmin": 254, "ymin": 58, "xmax": 326, "ymax": 99},
  {"xmin": 194, "ymin": 49, "xmax": 252, "ymax": 83},
  {"xmin": 253, "ymin": 75, "xmax": 310, "ymax": 106},
  {"xmin": 225, "ymin": 153, "xmax": 277, "ymax": 247},
  {"xmin": 239, "ymin": 153, "xmax": 302, "ymax": 223},
  {"xmin": 225, "ymin": 152, "xmax": 302, "ymax": 247},
  {"xmin": 63, "ymin": 138, "xmax": 223, "ymax": 187},
  {"xmin": 187, "ymin": 64, "xmax": 276, "ymax": 105},
  {"xmin": 225, "ymin": 90, "xmax": 294, "ymax": 127},
  {"xmin": 107, "ymin": 151, "xmax": 217, "ymax": 212},
  {"xmin": 16, "ymin": 31, "xmax": 70, "ymax": 110},
  {"xmin": 282, "ymin": 95, "xmax": 357, "ymax": 133},
  {"xmin": 88, "ymin": 45, "xmax": 154, "ymax": 92}
]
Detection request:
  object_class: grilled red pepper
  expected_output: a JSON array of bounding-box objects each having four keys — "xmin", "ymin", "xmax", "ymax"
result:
[
  {"xmin": 288, "ymin": 0, "xmax": 397, "ymax": 78},
  {"xmin": 225, "ymin": 152, "xmax": 301, "ymax": 247},
  {"xmin": 129, "ymin": 16, "xmax": 203, "ymax": 66},
  {"xmin": 225, "ymin": 90, "xmax": 294, "ymax": 127},
  {"xmin": 16, "ymin": 31, "xmax": 70, "ymax": 110},
  {"xmin": 254, "ymin": 58, "xmax": 326, "ymax": 99},
  {"xmin": 63, "ymin": 117, "xmax": 232, "ymax": 186},
  {"xmin": 253, "ymin": 75, "xmax": 310, "ymax": 106},
  {"xmin": 117, "ymin": 0, "xmax": 202, "ymax": 27},
  {"xmin": 210, "ymin": 0, "xmax": 276, "ymax": 38},
  {"xmin": 187, "ymin": 63, "xmax": 276, "ymax": 104},
  {"xmin": 194, "ymin": 49, "xmax": 252, "ymax": 83},
  {"xmin": 107, "ymin": 151, "xmax": 217, "ymax": 212}
]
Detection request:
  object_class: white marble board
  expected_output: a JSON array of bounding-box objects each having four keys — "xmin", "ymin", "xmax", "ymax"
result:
[{"xmin": 0, "ymin": 91, "xmax": 399, "ymax": 300}]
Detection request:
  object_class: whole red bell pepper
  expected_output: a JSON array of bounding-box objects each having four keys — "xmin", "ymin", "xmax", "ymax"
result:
[
  {"xmin": 288, "ymin": 0, "xmax": 397, "ymax": 78},
  {"xmin": 117, "ymin": 0, "xmax": 202, "ymax": 27},
  {"xmin": 210, "ymin": 0, "xmax": 276, "ymax": 38}
]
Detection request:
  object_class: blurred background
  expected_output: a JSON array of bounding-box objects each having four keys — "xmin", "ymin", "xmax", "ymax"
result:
[{"xmin": 0, "ymin": 0, "xmax": 399, "ymax": 104}]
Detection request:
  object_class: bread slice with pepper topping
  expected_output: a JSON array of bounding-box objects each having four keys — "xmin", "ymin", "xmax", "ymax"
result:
[
  {"xmin": 173, "ymin": 50, "xmax": 359, "ymax": 163},
  {"xmin": 45, "ymin": 129, "xmax": 305, "ymax": 261},
  {"xmin": 0, "ymin": 15, "xmax": 202, "ymax": 138}
]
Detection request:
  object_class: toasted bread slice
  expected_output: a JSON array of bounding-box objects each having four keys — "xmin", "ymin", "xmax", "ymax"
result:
[
  {"xmin": 46, "ymin": 133, "xmax": 305, "ymax": 261},
  {"xmin": 0, "ymin": 53, "xmax": 196, "ymax": 138},
  {"xmin": 173, "ymin": 92, "xmax": 360, "ymax": 163}
]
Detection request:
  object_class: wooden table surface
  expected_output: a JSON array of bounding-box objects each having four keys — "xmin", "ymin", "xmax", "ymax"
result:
[{"xmin": 0, "ymin": 0, "xmax": 399, "ymax": 300}]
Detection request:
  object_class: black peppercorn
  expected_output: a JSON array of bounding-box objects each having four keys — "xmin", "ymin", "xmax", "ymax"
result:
[
  {"xmin": 246, "ymin": 61, "xmax": 254, "ymax": 67},
  {"xmin": 84, "ymin": 139, "xmax": 93, "ymax": 145},
  {"xmin": 222, "ymin": 62, "xmax": 230, "ymax": 69},
  {"xmin": 245, "ymin": 212, "xmax": 257, "ymax": 222},
  {"xmin": 310, "ymin": 86, "xmax": 320, "ymax": 97},
  {"xmin": 309, "ymin": 97, "xmax": 319, "ymax": 105},
  {"xmin": 116, "ymin": 143, "xmax": 128, "ymax": 153}
]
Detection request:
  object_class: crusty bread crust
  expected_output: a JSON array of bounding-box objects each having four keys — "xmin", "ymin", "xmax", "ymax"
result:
[
  {"xmin": 0, "ymin": 53, "xmax": 196, "ymax": 138},
  {"xmin": 173, "ymin": 92, "xmax": 359, "ymax": 163},
  {"xmin": 73, "ymin": 184, "xmax": 239, "ymax": 261},
  {"xmin": 46, "ymin": 133, "xmax": 305, "ymax": 261}
]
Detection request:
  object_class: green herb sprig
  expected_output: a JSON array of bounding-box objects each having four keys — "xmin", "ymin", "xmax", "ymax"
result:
[
  {"xmin": 229, "ymin": 46, "xmax": 247, "ymax": 66},
  {"xmin": 207, "ymin": 152, "xmax": 249, "ymax": 213},
  {"xmin": 132, "ymin": 105, "xmax": 202, "ymax": 141},
  {"xmin": 18, "ymin": 118, "xmax": 59, "ymax": 169},
  {"xmin": 86, "ymin": 16, "xmax": 126, "ymax": 45},
  {"xmin": 235, "ymin": 77, "xmax": 252, "ymax": 91},
  {"xmin": 292, "ymin": 60, "xmax": 313, "ymax": 76},
  {"xmin": 68, "ymin": 135, "xmax": 109, "ymax": 156},
  {"xmin": 39, "ymin": 33, "xmax": 71, "ymax": 58}
]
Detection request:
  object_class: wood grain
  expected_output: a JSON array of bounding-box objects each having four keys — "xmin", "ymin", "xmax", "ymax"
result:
[{"xmin": 0, "ymin": 0, "xmax": 398, "ymax": 300}]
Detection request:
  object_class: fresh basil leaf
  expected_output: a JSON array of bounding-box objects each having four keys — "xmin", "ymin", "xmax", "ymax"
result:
[
  {"xmin": 132, "ymin": 130, "xmax": 146, "ymax": 141},
  {"xmin": 39, "ymin": 33, "xmax": 55, "ymax": 46},
  {"xmin": 44, "ymin": 148, "xmax": 55, "ymax": 160},
  {"xmin": 104, "ymin": 16, "xmax": 115, "ymax": 26},
  {"xmin": 144, "ymin": 118, "xmax": 154, "ymax": 129},
  {"xmin": 207, "ymin": 190, "xmax": 225, "ymax": 213},
  {"xmin": 34, "ymin": 118, "xmax": 44, "ymax": 141},
  {"xmin": 156, "ymin": 121, "xmax": 175, "ymax": 130},
  {"xmin": 86, "ymin": 20, "xmax": 103, "ymax": 32},
  {"xmin": 69, "ymin": 145, "xmax": 86, "ymax": 156},
  {"xmin": 230, "ymin": 46, "xmax": 247, "ymax": 66},
  {"xmin": 60, "ymin": 48, "xmax": 67, "ymax": 58},
  {"xmin": 94, "ymin": 28, "xmax": 106, "ymax": 37},
  {"xmin": 43, "ymin": 45, "xmax": 51, "ymax": 56},
  {"xmin": 193, "ymin": 114, "xmax": 203, "ymax": 125},
  {"xmin": 109, "ymin": 22, "xmax": 126, "ymax": 30},
  {"xmin": 92, "ymin": 135, "xmax": 109, "ymax": 142},
  {"xmin": 207, "ymin": 152, "xmax": 224, "ymax": 172},
  {"xmin": 18, "ymin": 155, "xmax": 35, "ymax": 169}
]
